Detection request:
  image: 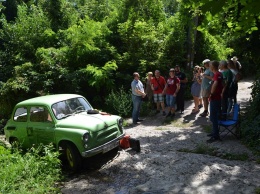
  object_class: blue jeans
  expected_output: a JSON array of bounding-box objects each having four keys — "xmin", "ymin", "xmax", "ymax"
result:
[
  {"xmin": 166, "ymin": 94, "xmax": 176, "ymax": 108},
  {"xmin": 210, "ymin": 100, "xmax": 221, "ymax": 138},
  {"xmin": 132, "ymin": 95, "xmax": 142, "ymax": 123}
]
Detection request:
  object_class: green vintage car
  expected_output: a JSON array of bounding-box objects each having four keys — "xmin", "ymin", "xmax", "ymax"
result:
[{"xmin": 4, "ymin": 94, "xmax": 124, "ymax": 171}]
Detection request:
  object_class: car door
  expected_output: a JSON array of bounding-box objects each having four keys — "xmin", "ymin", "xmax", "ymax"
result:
[
  {"xmin": 10, "ymin": 107, "xmax": 32, "ymax": 148},
  {"xmin": 28, "ymin": 106, "xmax": 55, "ymax": 146}
]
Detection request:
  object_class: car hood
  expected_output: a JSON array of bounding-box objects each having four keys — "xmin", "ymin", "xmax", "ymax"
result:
[{"xmin": 55, "ymin": 112, "xmax": 119, "ymax": 132}]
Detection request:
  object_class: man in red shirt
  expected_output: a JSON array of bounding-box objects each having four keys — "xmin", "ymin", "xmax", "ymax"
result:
[
  {"xmin": 207, "ymin": 61, "xmax": 223, "ymax": 143},
  {"xmin": 164, "ymin": 68, "xmax": 180, "ymax": 117},
  {"xmin": 151, "ymin": 70, "xmax": 166, "ymax": 115}
]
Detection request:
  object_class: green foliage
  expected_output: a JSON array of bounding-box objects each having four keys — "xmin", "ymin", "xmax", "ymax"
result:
[
  {"xmin": 158, "ymin": 12, "xmax": 187, "ymax": 67},
  {"xmin": 241, "ymin": 79, "xmax": 260, "ymax": 152},
  {"xmin": 84, "ymin": 61, "xmax": 118, "ymax": 91},
  {"xmin": 1, "ymin": 4, "xmax": 51, "ymax": 62},
  {"xmin": 39, "ymin": 0, "xmax": 79, "ymax": 31},
  {"xmin": 105, "ymin": 86, "xmax": 132, "ymax": 117},
  {"xmin": 184, "ymin": 0, "xmax": 260, "ymax": 34},
  {"xmin": 0, "ymin": 144, "xmax": 61, "ymax": 194},
  {"xmin": 179, "ymin": 144, "xmax": 249, "ymax": 161}
]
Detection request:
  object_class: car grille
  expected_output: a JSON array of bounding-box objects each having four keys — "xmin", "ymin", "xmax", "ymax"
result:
[{"xmin": 94, "ymin": 126, "xmax": 118, "ymax": 146}]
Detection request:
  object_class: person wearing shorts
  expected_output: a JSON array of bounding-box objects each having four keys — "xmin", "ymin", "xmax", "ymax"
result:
[
  {"xmin": 151, "ymin": 70, "xmax": 166, "ymax": 115},
  {"xmin": 163, "ymin": 68, "xmax": 180, "ymax": 118}
]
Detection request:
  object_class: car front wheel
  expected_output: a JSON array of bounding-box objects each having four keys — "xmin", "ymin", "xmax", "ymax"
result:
[{"xmin": 64, "ymin": 143, "xmax": 82, "ymax": 172}]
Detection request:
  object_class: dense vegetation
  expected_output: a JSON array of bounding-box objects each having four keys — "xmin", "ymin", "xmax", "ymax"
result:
[
  {"xmin": 0, "ymin": 143, "xmax": 61, "ymax": 193},
  {"xmin": 0, "ymin": 0, "xmax": 257, "ymax": 114}
]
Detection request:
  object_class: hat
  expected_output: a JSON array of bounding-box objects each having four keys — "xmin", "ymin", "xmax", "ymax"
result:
[
  {"xmin": 231, "ymin": 56, "xmax": 238, "ymax": 61},
  {"xmin": 169, "ymin": 68, "xmax": 175, "ymax": 72},
  {"xmin": 202, "ymin": 59, "xmax": 210, "ymax": 64},
  {"xmin": 147, "ymin": 72, "xmax": 153, "ymax": 75}
]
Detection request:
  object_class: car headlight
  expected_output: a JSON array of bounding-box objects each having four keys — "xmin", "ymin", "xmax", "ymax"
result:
[
  {"xmin": 118, "ymin": 118, "xmax": 124, "ymax": 132},
  {"xmin": 82, "ymin": 132, "xmax": 89, "ymax": 142}
]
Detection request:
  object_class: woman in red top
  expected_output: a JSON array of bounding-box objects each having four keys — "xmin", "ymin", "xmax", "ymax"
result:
[{"xmin": 163, "ymin": 68, "xmax": 180, "ymax": 117}]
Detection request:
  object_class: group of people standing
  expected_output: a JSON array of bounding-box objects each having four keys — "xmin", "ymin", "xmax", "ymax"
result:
[
  {"xmin": 131, "ymin": 56, "xmax": 242, "ymax": 143},
  {"xmin": 131, "ymin": 65, "xmax": 187, "ymax": 124}
]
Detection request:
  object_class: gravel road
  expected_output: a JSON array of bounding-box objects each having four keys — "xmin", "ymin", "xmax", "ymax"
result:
[{"xmin": 37, "ymin": 80, "xmax": 260, "ymax": 193}]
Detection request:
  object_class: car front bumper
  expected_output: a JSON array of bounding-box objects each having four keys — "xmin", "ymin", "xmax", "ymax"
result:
[{"xmin": 81, "ymin": 133, "xmax": 125, "ymax": 157}]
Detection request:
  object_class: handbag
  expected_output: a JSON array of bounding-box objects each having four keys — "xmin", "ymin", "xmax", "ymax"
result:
[
  {"xmin": 129, "ymin": 137, "xmax": 141, "ymax": 152},
  {"xmin": 155, "ymin": 76, "xmax": 165, "ymax": 91}
]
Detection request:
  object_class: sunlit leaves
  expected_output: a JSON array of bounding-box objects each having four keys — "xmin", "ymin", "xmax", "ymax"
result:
[
  {"xmin": 84, "ymin": 60, "xmax": 118, "ymax": 90},
  {"xmin": 185, "ymin": 0, "xmax": 260, "ymax": 34}
]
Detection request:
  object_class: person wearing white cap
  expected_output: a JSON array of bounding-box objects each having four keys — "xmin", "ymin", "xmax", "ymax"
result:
[
  {"xmin": 200, "ymin": 59, "xmax": 214, "ymax": 117},
  {"xmin": 231, "ymin": 56, "xmax": 242, "ymax": 71}
]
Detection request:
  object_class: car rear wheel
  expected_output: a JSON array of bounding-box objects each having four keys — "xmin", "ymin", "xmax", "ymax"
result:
[{"xmin": 64, "ymin": 143, "xmax": 82, "ymax": 172}]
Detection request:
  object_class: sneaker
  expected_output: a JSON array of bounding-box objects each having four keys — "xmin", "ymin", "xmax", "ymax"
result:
[
  {"xmin": 198, "ymin": 104, "xmax": 203, "ymax": 109},
  {"xmin": 180, "ymin": 111, "xmax": 184, "ymax": 114},
  {"xmin": 166, "ymin": 112, "xmax": 171, "ymax": 117},
  {"xmin": 162, "ymin": 111, "xmax": 166, "ymax": 116},
  {"xmin": 137, "ymin": 118, "xmax": 144, "ymax": 122},
  {"xmin": 206, "ymin": 136, "xmax": 220, "ymax": 143},
  {"xmin": 200, "ymin": 111, "xmax": 208, "ymax": 117}
]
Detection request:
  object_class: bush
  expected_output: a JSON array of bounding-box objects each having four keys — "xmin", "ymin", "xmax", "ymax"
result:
[
  {"xmin": 105, "ymin": 86, "xmax": 132, "ymax": 117},
  {"xmin": 241, "ymin": 79, "xmax": 260, "ymax": 152},
  {"xmin": 0, "ymin": 143, "xmax": 61, "ymax": 194}
]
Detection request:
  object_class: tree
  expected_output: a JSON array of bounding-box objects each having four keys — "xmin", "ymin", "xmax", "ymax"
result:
[{"xmin": 185, "ymin": 0, "xmax": 260, "ymax": 34}]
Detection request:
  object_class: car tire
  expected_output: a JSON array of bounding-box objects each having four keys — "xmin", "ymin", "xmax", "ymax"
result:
[
  {"xmin": 64, "ymin": 142, "xmax": 82, "ymax": 172},
  {"xmin": 9, "ymin": 137, "xmax": 19, "ymax": 148}
]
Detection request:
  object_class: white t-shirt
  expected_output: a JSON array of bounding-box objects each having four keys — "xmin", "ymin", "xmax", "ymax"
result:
[{"xmin": 230, "ymin": 69, "xmax": 238, "ymax": 82}]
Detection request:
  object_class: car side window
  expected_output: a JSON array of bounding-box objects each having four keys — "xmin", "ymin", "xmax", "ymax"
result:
[
  {"xmin": 14, "ymin": 107, "xmax": 28, "ymax": 122},
  {"xmin": 30, "ymin": 107, "xmax": 53, "ymax": 122}
]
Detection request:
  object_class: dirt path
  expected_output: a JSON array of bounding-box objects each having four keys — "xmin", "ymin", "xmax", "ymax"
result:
[{"xmin": 62, "ymin": 80, "xmax": 260, "ymax": 194}]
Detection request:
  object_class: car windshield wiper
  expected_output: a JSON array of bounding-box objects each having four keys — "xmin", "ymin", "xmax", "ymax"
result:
[
  {"xmin": 60, "ymin": 114, "xmax": 73, "ymax": 119},
  {"xmin": 74, "ymin": 110, "xmax": 86, "ymax": 114}
]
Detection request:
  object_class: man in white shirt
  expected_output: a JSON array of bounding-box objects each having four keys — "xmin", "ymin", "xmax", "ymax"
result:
[{"xmin": 131, "ymin": 72, "xmax": 146, "ymax": 124}]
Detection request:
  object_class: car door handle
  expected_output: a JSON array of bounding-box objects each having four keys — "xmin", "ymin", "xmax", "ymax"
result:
[
  {"xmin": 26, "ymin": 127, "xmax": 33, "ymax": 136},
  {"xmin": 7, "ymin": 126, "xmax": 16, "ymax": 130}
]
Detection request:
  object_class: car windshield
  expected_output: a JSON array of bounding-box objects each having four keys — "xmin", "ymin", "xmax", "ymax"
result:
[{"xmin": 51, "ymin": 97, "xmax": 92, "ymax": 119}]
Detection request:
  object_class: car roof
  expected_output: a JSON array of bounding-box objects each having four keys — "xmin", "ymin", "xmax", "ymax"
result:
[{"xmin": 16, "ymin": 94, "xmax": 84, "ymax": 107}]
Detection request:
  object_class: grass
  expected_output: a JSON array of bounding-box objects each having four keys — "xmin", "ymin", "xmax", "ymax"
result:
[
  {"xmin": 178, "ymin": 143, "xmax": 250, "ymax": 161},
  {"xmin": 202, "ymin": 125, "xmax": 212, "ymax": 133},
  {"xmin": 221, "ymin": 152, "xmax": 249, "ymax": 161},
  {"xmin": 154, "ymin": 127, "xmax": 169, "ymax": 131},
  {"xmin": 178, "ymin": 143, "xmax": 216, "ymax": 156},
  {"xmin": 162, "ymin": 117, "xmax": 192, "ymax": 128},
  {"xmin": 123, "ymin": 120, "xmax": 130, "ymax": 127},
  {"xmin": 0, "ymin": 142, "xmax": 62, "ymax": 194},
  {"xmin": 256, "ymin": 187, "xmax": 260, "ymax": 194}
]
